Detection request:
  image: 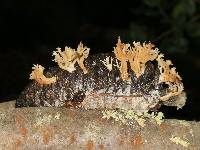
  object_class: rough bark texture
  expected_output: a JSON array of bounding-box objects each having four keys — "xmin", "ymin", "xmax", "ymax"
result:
[
  {"xmin": 16, "ymin": 52, "xmax": 185, "ymax": 113},
  {"xmin": 0, "ymin": 101, "xmax": 199, "ymax": 150}
]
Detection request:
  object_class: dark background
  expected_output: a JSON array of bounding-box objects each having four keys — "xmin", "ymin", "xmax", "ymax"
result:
[{"xmin": 0, "ymin": 0, "xmax": 200, "ymax": 120}]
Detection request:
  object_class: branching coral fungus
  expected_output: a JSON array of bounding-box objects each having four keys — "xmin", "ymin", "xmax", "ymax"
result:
[
  {"xmin": 128, "ymin": 42, "xmax": 159, "ymax": 77},
  {"xmin": 113, "ymin": 38, "xmax": 130, "ymax": 80},
  {"xmin": 157, "ymin": 55, "xmax": 184, "ymax": 101},
  {"xmin": 53, "ymin": 42, "xmax": 90, "ymax": 74},
  {"xmin": 76, "ymin": 42, "xmax": 90, "ymax": 74},
  {"xmin": 17, "ymin": 37, "xmax": 186, "ymax": 111},
  {"xmin": 53, "ymin": 47, "xmax": 77, "ymax": 73},
  {"xmin": 29, "ymin": 64, "xmax": 57, "ymax": 85},
  {"xmin": 114, "ymin": 37, "xmax": 159, "ymax": 79},
  {"xmin": 101, "ymin": 56, "xmax": 113, "ymax": 71},
  {"xmin": 113, "ymin": 38, "xmax": 184, "ymax": 101}
]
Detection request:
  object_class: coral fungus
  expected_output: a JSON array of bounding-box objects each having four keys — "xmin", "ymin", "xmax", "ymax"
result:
[
  {"xmin": 114, "ymin": 37, "xmax": 159, "ymax": 79},
  {"xmin": 52, "ymin": 42, "xmax": 90, "ymax": 73},
  {"xmin": 29, "ymin": 64, "xmax": 56, "ymax": 85},
  {"xmin": 157, "ymin": 55, "xmax": 184, "ymax": 101}
]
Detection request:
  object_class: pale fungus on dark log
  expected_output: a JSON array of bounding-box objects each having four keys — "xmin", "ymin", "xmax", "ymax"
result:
[
  {"xmin": 1, "ymin": 38, "xmax": 198, "ymax": 149},
  {"xmin": 16, "ymin": 38, "xmax": 186, "ymax": 113}
]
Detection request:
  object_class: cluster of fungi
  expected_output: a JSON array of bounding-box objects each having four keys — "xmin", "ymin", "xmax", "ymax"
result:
[{"xmin": 29, "ymin": 37, "xmax": 183, "ymax": 101}]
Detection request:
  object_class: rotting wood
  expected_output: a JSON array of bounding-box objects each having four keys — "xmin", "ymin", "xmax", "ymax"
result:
[{"xmin": 0, "ymin": 101, "xmax": 200, "ymax": 150}]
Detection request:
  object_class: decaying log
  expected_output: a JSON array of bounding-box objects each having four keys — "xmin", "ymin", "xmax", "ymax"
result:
[{"xmin": 0, "ymin": 101, "xmax": 199, "ymax": 150}]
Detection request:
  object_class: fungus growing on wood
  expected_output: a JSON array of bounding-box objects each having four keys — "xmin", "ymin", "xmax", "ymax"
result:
[
  {"xmin": 76, "ymin": 42, "xmax": 90, "ymax": 74},
  {"xmin": 53, "ymin": 42, "xmax": 90, "ymax": 74},
  {"xmin": 114, "ymin": 38, "xmax": 159, "ymax": 79},
  {"xmin": 157, "ymin": 55, "xmax": 184, "ymax": 101},
  {"xmin": 113, "ymin": 37, "xmax": 130, "ymax": 80},
  {"xmin": 53, "ymin": 47, "xmax": 77, "ymax": 73},
  {"xmin": 29, "ymin": 64, "xmax": 56, "ymax": 85},
  {"xmin": 128, "ymin": 41, "xmax": 159, "ymax": 78},
  {"xmin": 17, "ymin": 37, "xmax": 186, "ymax": 111},
  {"xmin": 101, "ymin": 56, "xmax": 113, "ymax": 71}
]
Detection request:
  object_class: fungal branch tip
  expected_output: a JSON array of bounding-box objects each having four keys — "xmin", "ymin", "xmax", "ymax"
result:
[
  {"xmin": 29, "ymin": 64, "xmax": 56, "ymax": 85},
  {"xmin": 52, "ymin": 42, "xmax": 90, "ymax": 74}
]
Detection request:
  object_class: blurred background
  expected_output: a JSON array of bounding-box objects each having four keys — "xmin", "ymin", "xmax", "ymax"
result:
[{"xmin": 0, "ymin": 0, "xmax": 200, "ymax": 120}]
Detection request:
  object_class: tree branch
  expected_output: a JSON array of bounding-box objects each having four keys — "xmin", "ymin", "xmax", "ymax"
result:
[{"xmin": 0, "ymin": 101, "xmax": 199, "ymax": 149}]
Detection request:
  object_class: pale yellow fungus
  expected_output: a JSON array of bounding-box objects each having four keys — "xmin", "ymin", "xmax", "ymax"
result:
[
  {"xmin": 157, "ymin": 54, "xmax": 184, "ymax": 101},
  {"xmin": 53, "ymin": 42, "xmax": 90, "ymax": 74},
  {"xmin": 113, "ymin": 37, "xmax": 130, "ymax": 80},
  {"xmin": 113, "ymin": 38, "xmax": 184, "ymax": 101},
  {"xmin": 30, "ymin": 64, "xmax": 56, "ymax": 85},
  {"xmin": 101, "ymin": 56, "xmax": 113, "ymax": 71},
  {"xmin": 53, "ymin": 47, "xmax": 77, "ymax": 73},
  {"xmin": 114, "ymin": 37, "xmax": 159, "ymax": 79},
  {"xmin": 128, "ymin": 42, "xmax": 159, "ymax": 77},
  {"xmin": 76, "ymin": 42, "xmax": 90, "ymax": 74}
]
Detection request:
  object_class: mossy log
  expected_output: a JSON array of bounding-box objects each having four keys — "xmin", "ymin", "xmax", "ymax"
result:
[{"xmin": 0, "ymin": 101, "xmax": 199, "ymax": 150}]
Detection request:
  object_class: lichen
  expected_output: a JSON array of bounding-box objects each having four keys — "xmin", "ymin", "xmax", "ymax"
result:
[
  {"xmin": 102, "ymin": 109, "xmax": 164, "ymax": 127},
  {"xmin": 143, "ymin": 111, "xmax": 164, "ymax": 125},
  {"xmin": 52, "ymin": 42, "xmax": 90, "ymax": 73},
  {"xmin": 35, "ymin": 114, "xmax": 53, "ymax": 127},
  {"xmin": 153, "ymin": 112, "xmax": 164, "ymax": 125},
  {"xmin": 29, "ymin": 64, "xmax": 57, "ymax": 85},
  {"xmin": 102, "ymin": 110, "xmax": 126, "ymax": 124},
  {"xmin": 35, "ymin": 110, "xmax": 61, "ymax": 127},
  {"xmin": 170, "ymin": 136, "xmax": 190, "ymax": 147},
  {"xmin": 124, "ymin": 110, "xmax": 146, "ymax": 127}
]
